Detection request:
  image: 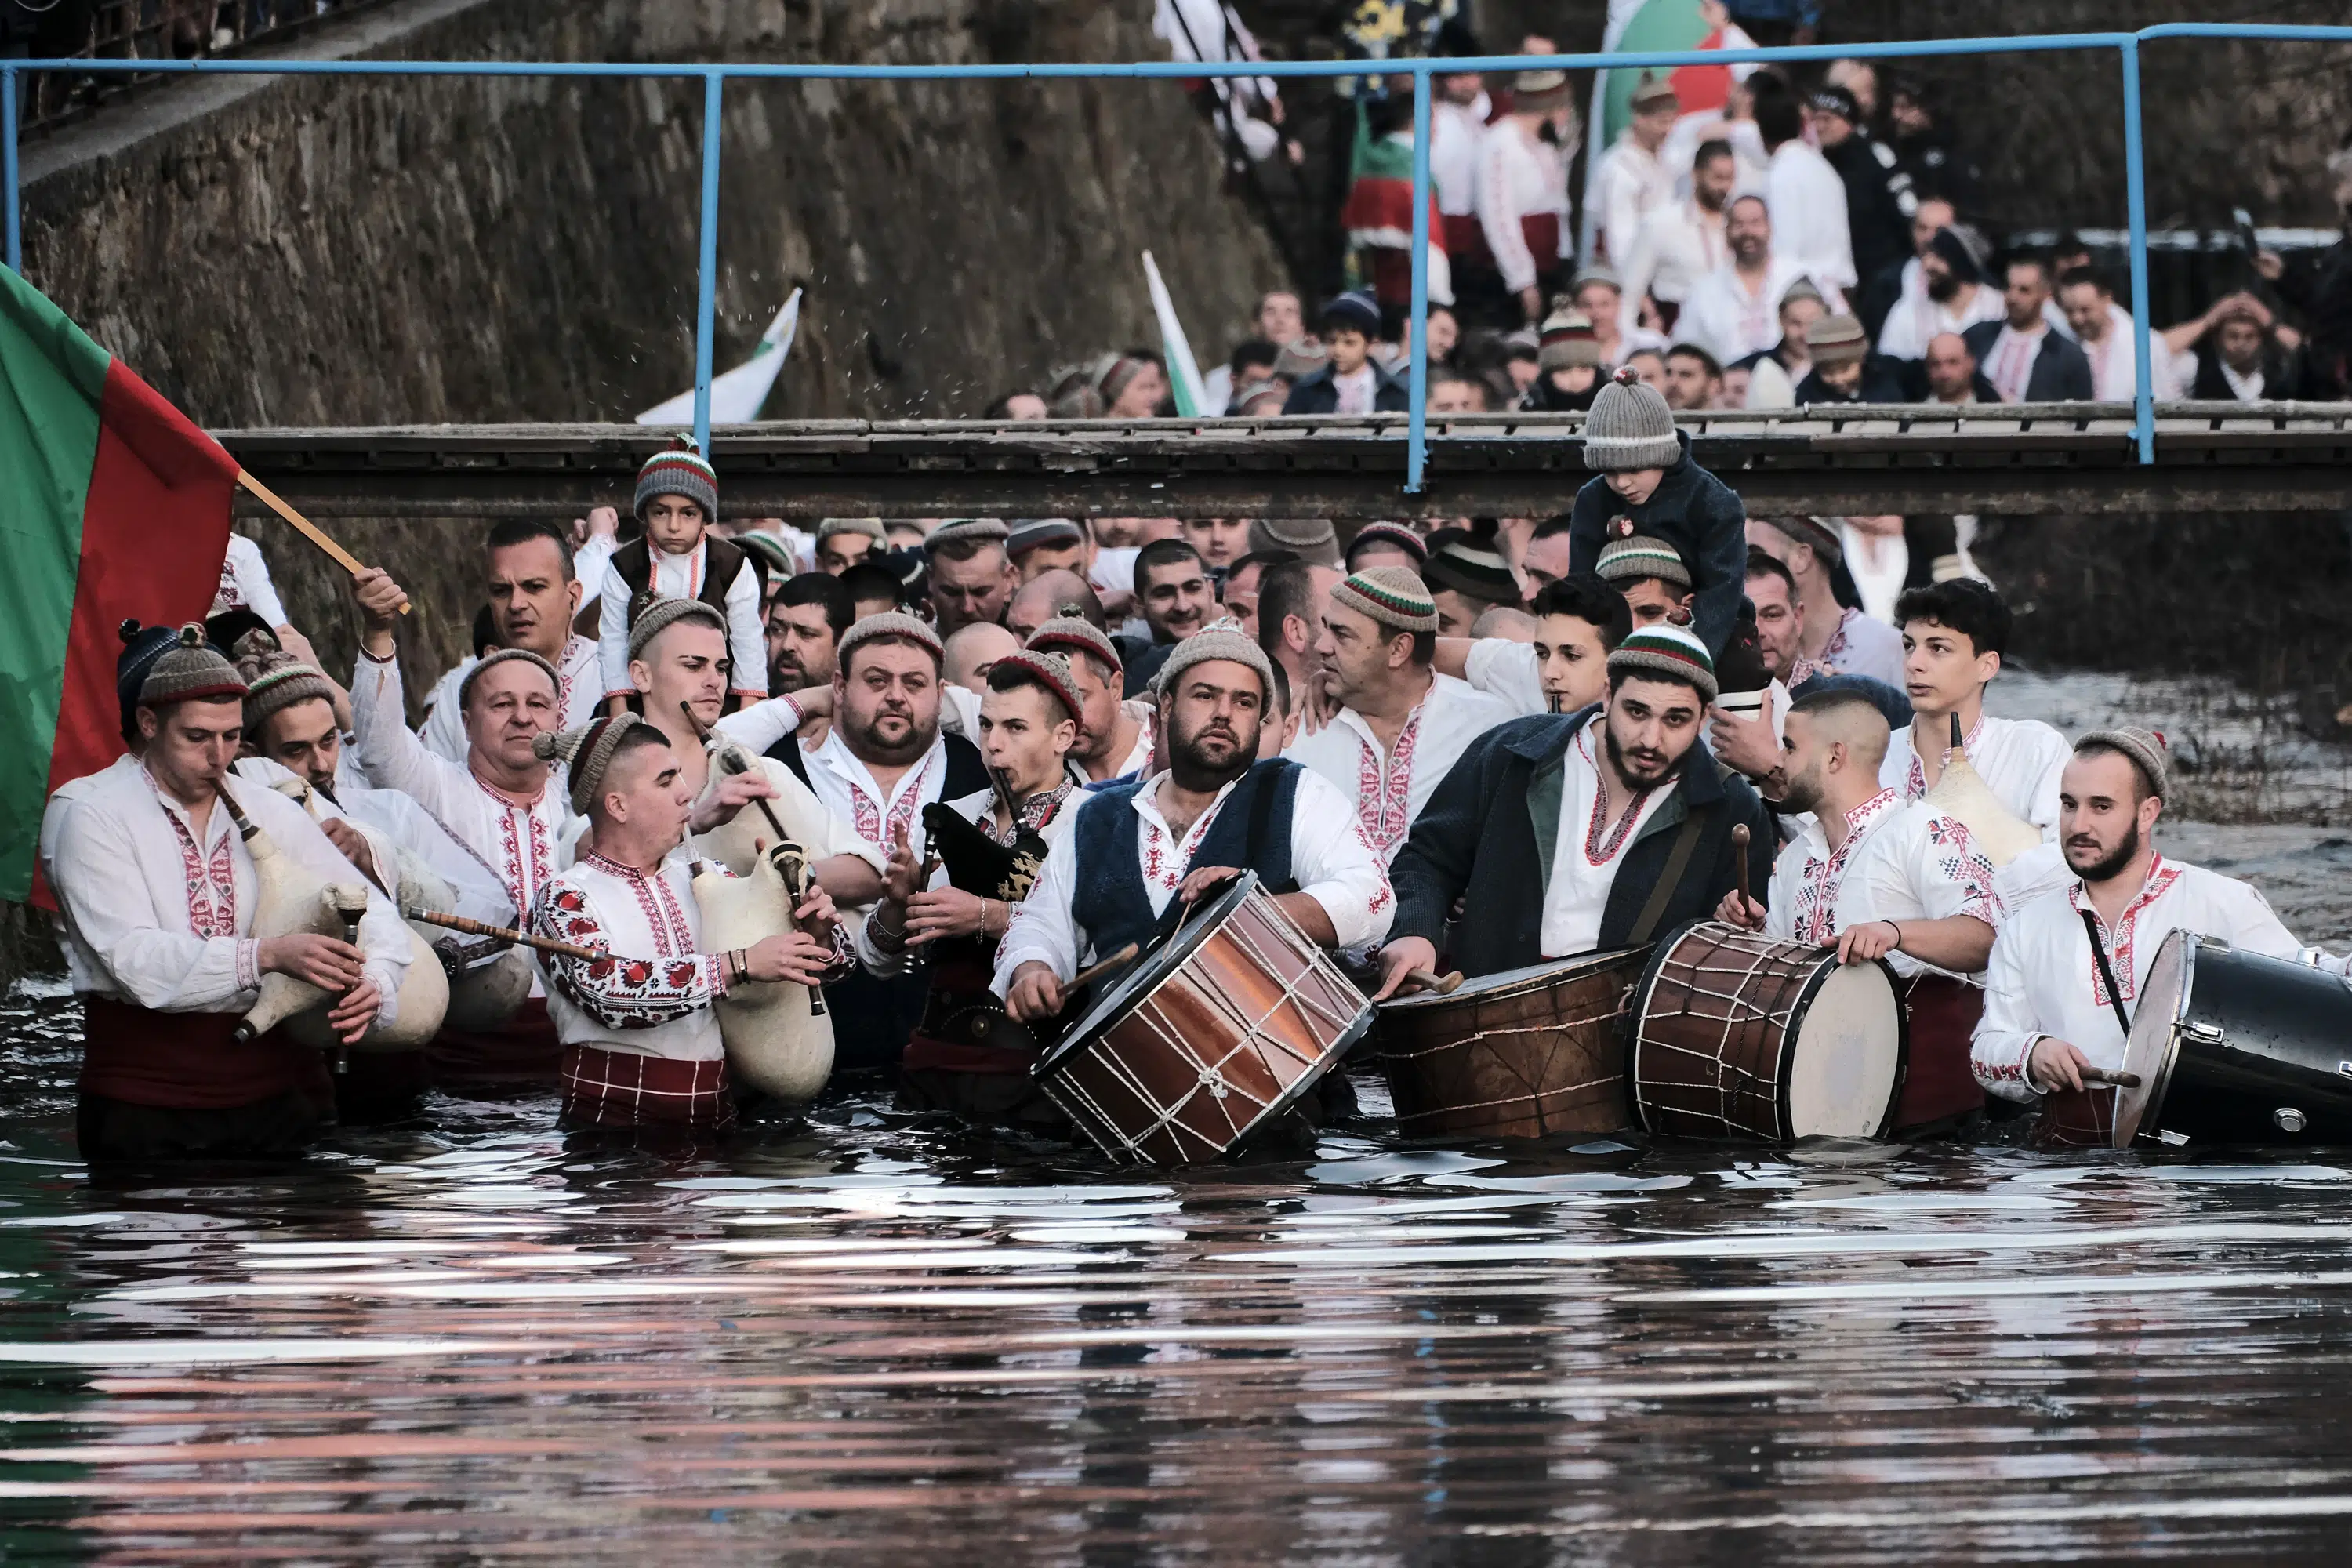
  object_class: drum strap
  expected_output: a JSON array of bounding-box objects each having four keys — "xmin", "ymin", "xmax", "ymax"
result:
[
  {"xmin": 2078, "ymin": 909, "xmax": 2134, "ymax": 1037},
  {"xmin": 1629, "ymin": 804, "xmax": 1711, "ymax": 946}
]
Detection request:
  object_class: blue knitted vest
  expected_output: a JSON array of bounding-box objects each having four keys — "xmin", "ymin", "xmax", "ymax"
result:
[{"xmin": 1069, "ymin": 759, "xmax": 1301, "ymax": 960}]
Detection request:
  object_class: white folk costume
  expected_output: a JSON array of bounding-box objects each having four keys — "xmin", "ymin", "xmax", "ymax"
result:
[
  {"xmin": 1679, "ymin": 254, "xmax": 1817, "ymax": 367},
  {"xmin": 1592, "ymin": 132, "xmax": 1675, "ymax": 268},
  {"xmin": 350, "ymin": 646, "xmax": 576, "ymax": 1082},
  {"xmin": 1874, "ymin": 270, "xmax": 2005, "ymax": 363},
  {"xmin": 1474, "ymin": 119, "xmax": 1570, "ymax": 299},
  {"xmin": 1463, "ymin": 638, "xmax": 1549, "ymax": 717},
  {"xmin": 1789, "ymin": 606, "xmax": 1906, "ymax": 688},
  {"xmin": 1765, "ymin": 140, "xmax": 1856, "ymax": 294},
  {"xmin": 1883, "ymin": 713, "xmax": 2070, "ymax": 841},
  {"xmin": 44, "ymin": 755, "xmax": 412, "ymax": 1120},
  {"xmin": 1539, "ymin": 722, "xmax": 1679, "ymax": 957},
  {"xmin": 420, "ymin": 636, "xmax": 601, "ymax": 764},
  {"xmin": 1972, "ymin": 854, "xmax": 2348, "ymax": 1103},
  {"xmin": 1619, "ymin": 197, "xmax": 1730, "ymax": 332},
  {"xmin": 2080, "ymin": 305, "xmax": 2178, "ymax": 401},
  {"xmin": 1430, "ymin": 93, "xmax": 1490, "ymax": 267},
  {"xmin": 1766, "ymin": 788, "xmax": 2004, "ymax": 1126},
  {"xmin": 1284, "ymin": 673, "xmax": 1513, "ymax": 864},
  {"xmin": 1979, "ymin": 320, "xmax": 2053, "ymax": 405},
  {"xmin": 210, "ymin": 533, "xmax": 289, "ymax": 626},
  {"xmin": 532, "ymin": 850, "xmax": 739, "ymax": 1129},
  {"xmin": 595, "ymin": 539, "xmax": 765, "ymax": 707}
]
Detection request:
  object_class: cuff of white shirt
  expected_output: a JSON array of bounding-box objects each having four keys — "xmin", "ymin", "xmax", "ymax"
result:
[
  {"xmin": 365, "ymin": 962, "xmax": 401, "ymax": 1029},
  {"xmin": 1974, "ymin": 1030, "xmax": 2044, "ymax": 1103},
  {"xmin": 991, "ymin": 940, "xmax": 1067, "ymax": 1000},
  {"xmin": 235, "ymin": 939, "xmax": 261, "ymax": 994}
]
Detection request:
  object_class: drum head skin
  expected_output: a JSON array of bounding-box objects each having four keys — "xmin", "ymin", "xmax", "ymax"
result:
[
  {"xmin": 2113, "ymin": 927, "xmax": 2194, "ymax": 1146},
  {"xmin": 1785, "ymin": 961, "xmax": 1905, "ymax": 1138},
  {"xmin": 1039, "ymin": 871, "xmax": 1264, "ymax": 1077},
  {"xmin": 1380, "ymin": 950, "xmax": 1648, "ymax": 1013}
]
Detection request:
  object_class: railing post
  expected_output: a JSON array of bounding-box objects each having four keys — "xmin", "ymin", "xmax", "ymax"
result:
[
  {"xmin": 3, "ymin": 68, "xmax": 20, "ymax": 274},
  {"xmin": 692, "ymin": 71, "xmax": 724, "ymax": 451},
  {"xmin": 2120, "ymin": 37, "xmax": 2154, "ymax": 463},
  {"xmin": 1406, "ymin": 67, "xmax": 1430, "ymax": 495}
]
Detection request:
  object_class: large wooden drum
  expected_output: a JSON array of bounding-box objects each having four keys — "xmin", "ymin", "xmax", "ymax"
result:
[
  {"xmin": 1032, "ymin": 873, "xmax": 1373, "ymax": 1167},
  {"xmin": 1377, "ymin": 949, "xmax": 1651, "ymax": 1139},
  {"xmin": 1629, "ymin": 922, "xmax": 1907, "ymax": 1142}
]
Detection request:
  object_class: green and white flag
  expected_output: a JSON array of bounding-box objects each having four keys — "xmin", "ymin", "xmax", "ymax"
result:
[{"xmin": 1142, "ymin": 252, "xmax": 1207, "ymax": 418}]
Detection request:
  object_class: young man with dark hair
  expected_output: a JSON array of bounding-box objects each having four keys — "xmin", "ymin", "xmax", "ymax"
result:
[
  {"xmin": 1974, "ymin": 728, "xmax": 2350, "ymax": 1120},
  {"xmin": 1432, "ymin": 575, "xmax": 1630, "ymax": 719},
  {"xmin": 1286, "ymin": 569, "xmax": 1514, "ymax": 866},
  {"xmin": 837, "ymin": 561, "xmax": 906, "ymax": 622},
  {"xmin": 767, "ymin": 572, "xmax": 855, "ymax": 701},
  {"xmin": 1718, "ymin": 685, "xmax": 2004, "ymax": 1131},
  {"xmin": 1377, "ymin": 625, "xmax": 1770, "ymax": 995},
  {"xmin": 1120, "ymin": 539, "xmax": 1217, "ymax": 697},
  {"xmin": 1661, "ymin": 342, "xmax": 1726, "ymax": 411},
  {"xmin": 1962, "ymin": 256, "xmax": 2093, "ymax": 404},
  {"xmin": 1884, "ymin": 579, "xmax": 2069, "ymax": 841},
  {"xmin": 1220, "ymin": 549, "xmax": 1297, "ymax": 640},
  {"xmin": 924, "ymin": 520, "xmax": 1017, "ymax": 634},
  {"xmin": 1746, "ymin": 515, "xmax": 1904, "ymax": 686},
  {"xmin": 1255, "ymin": 557, "xmax": 1345, "ymax": 720}
]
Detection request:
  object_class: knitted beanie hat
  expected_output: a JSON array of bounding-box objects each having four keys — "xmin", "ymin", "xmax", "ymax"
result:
[
  {"xmin": 457, "ymin": 647, "xmax": 562, "ymax": 712},
  {"xmin": 1570, "ymin": 261, "xmax": 1624, "ymax": 296},
  {"xmin": 1272, "ymin": 338, "xmax": 1329, "ymax": 381},
  {"xmin": 1346, "ymin": 521, "xmax": 1429, "ymax": 567},
  {"xmin": 136, "ymin": 623, "xmax": 246, "ymax": 711},
  {"xmin": 1251, "ymin": 517, "xmax": 1342, "ymax": 568},
  {"xmin": 1628, "ymin": 73, "xmax": 1679, "ymax": 114},
  {"xmin": 238, "ymin": 649, "xmax": 337, "ymax": 737},
  {"xmin": 1422, "ymin": 528, "xmax": 1521, "ymax": 605},
  {"xmin": 1757, "ymin": 514, "xmax": 1845, "ymax": 568},
  {"xmin": 1152, "ymin": 617, "xmax": 1277, "ymax": 702},
  {"xmin": 735, "ymin": 531, "xmax": 797, "ymax": 578},
  {"xmin": 1596, "ymin": 530, "xmax": 1693, "ymax": 589},
  {"xmin": 1513, "ymin": 68, "xmax": 1573, "ymax": 114},
  {"xmin": 837, "ymin": 610, "xmax": 945, "ymax": 673},
  {"xmin": 1006, "ymin": 518, "xmax": 1086, "ymax": 557},
  {"xmin": 1539, "ymin": 309, "xmax": 1603, "ymax": 372},
  {"xmin": 1779, "ymin": 277, "xmax": 1827, "ymax": 314},
  {"xmin": 816, "ymin": 517, "xmax": 887, "ymax": 545},
  {"xmin": 1582, "ymin": 366, "xmax": 1681, "ymax": 471},
  {"xmin": 636, "ymin": 436, "xmax": 720, "ymax": 521},
  {"xmin": 2078, "ymin": 726, "xmax": 2170, "ymax": 800},
  {"xmin": 926, "ymin": 517, "xmax": 1012, "ymax": 553},
  {"xmin": 117, "ymin": 619, "xmax": 188, "ymax": 735},
  {"xmin": 1230, "ymin": 377, "xmax": 1290, "ymax": 416},
  {"xmin": 1806, "ymin": 312, "xmax": 1869, "ymax": 369},
  {"xmin": 988, "ymin": 649, "xmax": 1084, "ymax": 721},
  {"xmin": 1606, "ymin": 623, "xmax": 1719, "ymax": 704},
  {"xmin": 1093, "ymin": 354, "xmax": 1151, "ymax": 409},
  {"xmin": 627, "ymin": 593, "xmax": 728, "ymax": 663},
  {"xmin": 1027, "ymin": 611, "xmax": 1123, "ymax": 675},
  {"xmin": 534, "ymin": 713, "xmax": 652, "ymax": 818},
  {"xmin": 1331, "ymin": 567, "xmax": 1440, "ymax": 634},
  {"xmin": 1321, "ymin": 289, "xmax": 1382, "ymax": 339}
]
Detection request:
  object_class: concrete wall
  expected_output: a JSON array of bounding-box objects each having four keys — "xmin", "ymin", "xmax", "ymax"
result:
[{"xmin": 15, "ymin": 0, "xmax": 1286, "ymax": 686}]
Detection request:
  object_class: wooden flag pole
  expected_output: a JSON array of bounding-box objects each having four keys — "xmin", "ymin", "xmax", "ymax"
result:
[{"xmin": 235, "ymin": 468, "xmax": 409, "ymax": 615}]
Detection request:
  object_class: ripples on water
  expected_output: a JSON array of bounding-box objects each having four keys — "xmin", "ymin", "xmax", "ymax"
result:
[{"xmin": 6, "ymin": 673, "xmax": 2352, "ymax": 1562}]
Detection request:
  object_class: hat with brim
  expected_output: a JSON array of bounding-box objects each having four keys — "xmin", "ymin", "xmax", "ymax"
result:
[
  {"xmin": 1806, "ymin": 312, "xmax": 1869, "ymax": 369},
  {"xmin": 1513, "ymin": 69, "xmax": 1574, "ymax": 114}
]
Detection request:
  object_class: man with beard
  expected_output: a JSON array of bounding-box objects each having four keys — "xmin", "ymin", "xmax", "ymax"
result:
[
  {"xmin": 766, "ymin": 573, "xmax": 851, "ymax": 705},
  {"xmin": 997, "ymin": 622, "xmax": 1392, "ymax": 1024},
  {"xmin": 926, "ymin": 520, "xmax": 1018, "ymax": 634},
  {"xmin": 1877, "ymin": 222, "xmax": 2005, "ymax": 365},
  {"xmin": 423, "ymin": 520, "xmax": 604, "ymax": 763},
  {"xmin": 1962, "ymin": 256, "xmax": 2092, "ymax": 404},
  {"xmin": 1376, "ymin": 625, "xmax": 1769, "ymax": 995},
  {"xmin": 867, "ymin": 652, "xmax": 1087, "ymax": 1126},
  {"xmin": 1621, "ymin": 139, "xmax": 1736, "ymax": 339},
  {"xmin": 1678, "ymin": 195, "xmax": 1816, "ymax": 368},
  {"xmin": 1973, "ymin": 730, "xmax": 2349, "ymax": 1115},
  {"xmin": 1717, "ymin": 688, "xmax": 2002, "ymax": 1131},
  {"xmin": 1285, "ymin": 569, "xmax": 1513, "ymax": 866},
  {"xmin": 786, "ymin": 612, "xmax": 991, "ymax": 1069}
]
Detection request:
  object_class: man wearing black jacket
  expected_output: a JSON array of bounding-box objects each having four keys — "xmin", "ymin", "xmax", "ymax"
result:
[
  {"xmin": 1374, "ymin": 624, "xmax": 1770, "ymax": 995},
  {"xmin": 1962, "ymin": 258, "xmax": 2092, "ymax": 403}
]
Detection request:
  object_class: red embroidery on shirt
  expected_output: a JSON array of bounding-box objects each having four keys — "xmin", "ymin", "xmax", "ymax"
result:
[
  {"xmin": 1352, "ymin": 707, "xmax": 1424, "ymax": 857},
  {"xmin": 845, "ymin": 749, "xmax": 938, "ymax": 853},
  {"xmin": 1904, "ymin": 713, "xmax": 1987, "ymax": 801},
  {"xmin": 477, "ymin": 777, "xmax": 554, "ymax": 913},
  {"xmin": 581, "ymin": 851, "xmax": 697, "ymax": 957},
  {"xmin": 1790, "ymin": 607, "xmax": 1865, "ymax": 687},
  {"xmin": 1578, "ymin": 729, "xmax": 1656, "ymax": 866},
  {"xmin": 1789, "ymin": 788, "xmax": 1901, "ymax": 946},
  {"xmin": 144, "ymin": 771, "xmax": 238, "ymax": 937},
  {"xmin": 1142, "ymin": 800, "xmax": 1223, "ymax": 895},
  {"xmin": 2070, "ymin": 856, "xmax": 2182, "ymax": 1007}
]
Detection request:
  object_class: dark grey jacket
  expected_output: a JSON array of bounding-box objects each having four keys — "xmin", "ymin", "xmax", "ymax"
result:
[
  {"xmin": 1960, "ymin": 319, "xmax": 2095, "ymax": 402},
  {"xmin": 1388, "ymin": 708, "xmax": 1772, "ymax": 979}
]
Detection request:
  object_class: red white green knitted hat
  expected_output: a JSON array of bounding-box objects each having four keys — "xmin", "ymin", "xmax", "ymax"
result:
[
  {"xmin": 1330, "ymin": 566, "xmax": 1439, "ymax": 634},
  {"xmin": 636, "ymin": 436, "xmax": 719, "ymax": 521},
  {"xmin": 987, "ymin": 649, "xmax": 1084, "ymax": 721},
  {"xmin": 1607, "ymin": 623, "xmax": 1718, "ymax": 703},
  {"xmin": 1596, "ymin": 532, "xmax": 1693, "ymax": 588}
]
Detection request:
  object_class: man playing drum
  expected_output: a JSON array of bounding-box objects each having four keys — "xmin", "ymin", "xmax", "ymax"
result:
[
  {"xmin": 996, "ymin": 622, "xmax": 1393, "ymax": 1025},
  {"xmin": 867, "ymin": 651, "xmax": 1088, "ymax": 1124},
  {"xmin": 1375, "ymin": 624, "xmax": 1771, "ymax": 997},
  {"xmin": 1285, "ymin": 568, "xmax": 1514, "ymax": 865},
  {"xmin": 1973, "ymin": 729, "xmax": 2348, "ymax": 1108},
  {"xmin": 1717, "ymin": 687, "xmax": 2005, "ymax": 1131},
  {"xmin": 531, "ymin": 717, "xmax": 844, "ymax": 1133}
]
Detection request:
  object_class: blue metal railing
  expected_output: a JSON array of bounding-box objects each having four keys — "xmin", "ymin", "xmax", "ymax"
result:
[{"xmin": 3, "ymin": 25, "xmax": 2348, "ymax": 482}]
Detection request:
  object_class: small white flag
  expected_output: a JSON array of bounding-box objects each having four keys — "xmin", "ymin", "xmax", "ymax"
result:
[{"xmin": 637, "ymin": 289, "xmax": 802, "ymax": 426}]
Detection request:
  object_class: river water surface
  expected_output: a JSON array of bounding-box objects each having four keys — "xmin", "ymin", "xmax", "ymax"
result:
[{"xmin": 5, "ymin": 670, "xmax": 2352, "ymax": 1563}]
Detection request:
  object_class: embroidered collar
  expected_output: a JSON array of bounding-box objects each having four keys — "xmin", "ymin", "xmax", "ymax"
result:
[
  {"xmin": 1839, "ymin": 786, "xmax": 1903, "ymax": 843},
  {"xmin": 1904, "ymin": 712, "xmax": 1987, "ymax": 798},
  {"xmin": 2068, "ymin": 855, "xmax": 2178, "ymax": 931},
  {"xmin": 1574, "ymin": 726, "xmax": 1660, "ymax": 866},
  {"xmin": 580, "ymin": 850, "xmax": 658, "ymax": 881}
]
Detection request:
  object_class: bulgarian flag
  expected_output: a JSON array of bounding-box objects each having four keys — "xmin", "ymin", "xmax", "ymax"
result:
[{"xmin": 0, "ymin": 263, "xmax": 237, "ymax": 902}]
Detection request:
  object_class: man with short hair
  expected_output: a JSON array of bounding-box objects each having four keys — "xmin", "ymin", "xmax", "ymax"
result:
[
  {"xmin": 1592, "ymin": 73, "xmax": 1680, "ymax": 267},
  {"xmin": 1286, "ymin": 568, "xmax": 1514, "ymax": 866},
  {"xmin": 1719, "ymin": 687, "xmax": 2004, "ymax": 1129},
  {"xmin": 1007, "ymin": 570, "xmax": 1103, "ymax": 642},
  {"xmin": 1621, "ymin": 139, "xmax": 1736, "ymax": 339},
  {"xmin": 1438, "ymin": 574, "xmax": 1632, "ymax": 717},
  {"xmin": 2056, "ymin": 266, "xmax": 2174, "ymax": 402},
  {"xmin": 1182, "ymin": 516, "xmax": 1253, "ymax": 573},
  {"xmin": 943, "ymin": 622, "xmax": 1020, "ymax": 698},
  {"xmin": 925, "ymin": 519, "xmax": 1017, "ymax": 633},
  {"xmin": 1679, "ymin": 194, "xmax": 1816, "ymax": 367},
  {"xmin": 1006, "ymin": 518, "xmax": 1090, "ymax": 584},
  {"xmin": 768, "ymin": 572, "xmax": 852, "ymax": 702},
  {"xmin": 1963, "ymin": 257, "xmax": 2093, "ymax": 403},
  {"xmin": 1255, "ymin": 557, "xmax": 1345, "ymax": 724},
  {"xmin": 2164, "ymin": 292, "xmax": 2296, "ymax": 402},
  {"xmin": 1517, "ymin": 516, "xmax": 1572, "ymax": 594},
  {"xmin": 45, "ymin": 626, "xmax": 410, "ymax": 1161},
  {"xmin": 532, "ymin": 717, "xmax": 843, "ymax": 1132},
  {"xmin": 1427, "ymin": 370, "xmax": 1491, "ymax": 413},
  {"xmin": 423, "ymin": 519, "xmax": 604, "ymax": 763},
  {"xmin": 838, "ymin": 561, "xmax": 904, "ymax": 622},
  {"xmin": 1973, "ymin": 730, "xmax": 2349, "ymax": 1120},
  {"xmin": 1923, "ymin": 332, "xmax": 1991, "ymax": 404},
  {"xmin": 1122, "ymin": 538, "xmax": 1217, "ymax": 697},
  {"xmin": 1221, "ymin": 548, "xmax": 1295, "ymax": 640},
  {"xmin": 1377, "ymin": 625, "xmax": 1771, "ymax": 994},
  {"xmin": 1746, "ymin": 516, "xmax": 1904, "ymax": 686},
  {"xmin": 1622, "ymin": 347, "xmax": 1669, "ymax": 393},
  {"xmin": 815, "ymin": 519, "xmax": 885, "ymax": 577},
  {"xmin": 1662, "ymin": 343, "xmax": 1725, "ymax": 412},
  {"xmin": 1885, "ymin": 579, "xmax": 2069, "ymax": 841},
  {"xmin": 1876, "ymin": 220, "xmax": 2006, "ymax": 363},
  {"xmin": 997, "ymin": 625, "xmax": 1394, "ymax": 1022}
]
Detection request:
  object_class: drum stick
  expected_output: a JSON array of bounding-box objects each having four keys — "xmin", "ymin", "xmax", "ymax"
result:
[
  {"xmin": 1406, "ymin": 969, "xmax": 1465, "ymax": 996},
  {"xmin": 1065, "ymin": 943, "xmax": 1142, "ymax": 996},
  {"xmin": 2081, "ymin": 1067, "xmax": 2143, "ymax": 1089},
  {"xmin": 405, "ymin": 907, "xmax": 599, "ymax": 963},
  {"xmin": 1732, "ymin": 822, "xmax": 1751, "ymax": 895}
]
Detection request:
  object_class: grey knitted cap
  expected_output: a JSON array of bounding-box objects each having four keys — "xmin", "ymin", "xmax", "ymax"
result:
[
  {"xmin": 627, "ymin": 594, "xmax": 728, "ymax": 663},
  {"xmin": 1582, "ymin": 367, "xmax": 1681, "ymax": 471},
  {"xmin": 2078, "ymin": 726, "xmax": 2170, "ymax": 800},
  {"xmin": 1152, "ymin": 619, "xmax": 1276, "ymax": 702}
]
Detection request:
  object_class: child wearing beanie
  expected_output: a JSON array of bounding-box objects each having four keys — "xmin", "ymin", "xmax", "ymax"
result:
[
  {"xmin": 596, "ymin": 437, "xmax": 769, "ymax": 717},
  {"xmin": 1566, "ymin": 367, "xmax": 1749, "ymax": 662}
]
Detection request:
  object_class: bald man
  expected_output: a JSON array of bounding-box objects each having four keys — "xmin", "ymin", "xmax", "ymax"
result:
[
  {"xmin": 1717, "ymin": 686, "xmax": 2003, "ymax": 1133},
  {"xmin": 944, "ymin": 622, "xmax": 1020, "ymax": 698},
  {"xmin": 1007, "ymin": 571, "xmax": 1105, "ymax": 642}
]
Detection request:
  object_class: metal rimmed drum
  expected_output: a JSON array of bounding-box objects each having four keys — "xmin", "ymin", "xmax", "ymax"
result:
[
  {"xmin": 2039, "ymin": 928, "xmax": 2352, "ymax": 1149},
  {"xmin": 1628, "ymin": 922, "xmax": 1906, "ymax": 1142},
  {"xmin": 1376, "ymin": 949, "xmax": 1651, "ymax": 1139},
  {"xmin": 1031, "ymin": 873, "xmax": 1374, "ymax": 1167}
]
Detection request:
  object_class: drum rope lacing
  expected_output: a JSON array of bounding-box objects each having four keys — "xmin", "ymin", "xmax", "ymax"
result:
[
  {"xmin": 1388, "ymin": 1010, "xmax": 1624, "ymax": 1124},
  {"xmin": 1633, "ymin": 928, "xmax": 1808, "ymax": 1137}
]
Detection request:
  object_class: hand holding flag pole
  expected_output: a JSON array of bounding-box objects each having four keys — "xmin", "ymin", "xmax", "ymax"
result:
[{"xmin": 234, "ymin": 468, "xmax": 409, "ymax": 615}]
